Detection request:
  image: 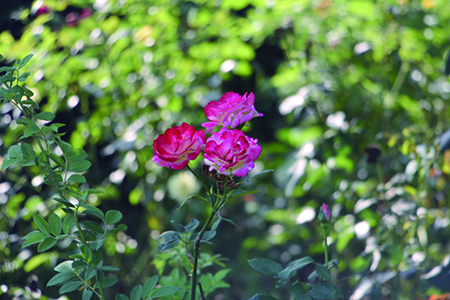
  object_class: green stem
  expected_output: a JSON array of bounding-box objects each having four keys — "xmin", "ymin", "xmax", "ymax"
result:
[
  {"xmin": 187, "ymin": 165, "xmax": 210, "ymax": 197},
  {"xmin": 191, "ymin": 209, "xmax": 216, "ymax": 300},
  {"xmin": 322, "ymin": 226, "xmax": 329, "ymax": 265},
  {"xmin": 96, "ymin": 274, "xmax": 106, "ymax": 300}
]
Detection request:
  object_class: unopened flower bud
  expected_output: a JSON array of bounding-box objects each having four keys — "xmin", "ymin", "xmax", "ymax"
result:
[{"xmin": 319, "ymin": 203, "xmax": 331, "ymax": 227}]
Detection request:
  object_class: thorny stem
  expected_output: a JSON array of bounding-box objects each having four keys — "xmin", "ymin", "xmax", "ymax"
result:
[{"xmin": 191, "ymin": 208, "xmax": 216, "ymax": 300}]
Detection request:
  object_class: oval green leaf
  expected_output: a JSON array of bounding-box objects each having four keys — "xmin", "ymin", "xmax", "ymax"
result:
[{"xmin": 105, "ymin": 210, "xmax": 123, "ymax": 224}]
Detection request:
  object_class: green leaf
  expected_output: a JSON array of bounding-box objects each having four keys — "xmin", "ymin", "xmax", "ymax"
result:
[
  {"xmin": 69, "ymin": 160, "xmax": 92, "ymax": 172},
  {"xmin": 307, "ymin": 270, "xmax": 318, "ymax": 283},
  {"xmin": 315, "ymin": 264, "xmax": 331, "ymax": 281},
  {"xmin": 21, "ymin": 143, "xmax": 36, "ymax": 161},
  {"xmin": 130, "ymin": 284, "xmax": 142, "ymax": 300},
  {"xmin": 82, "ymin": 221, "xmax": 105, "ymax": 234},
  {"xmin": 158, "ymin": 231, "xmax": 182, "ymax": 251},
  {"xmin": 19, "ymin": 54, "xmax": 33, "ymax": 69},
  {"xmin": 18, "ymin": 159, "xmax": 35, "ymax": 167},
  {"xmin": 78, "ymin": 244, "xmax": 92, "ymax": 262},
  {"xmin": 151, "ymin": 286, "xmax": 181, "ymax": 298},
  {"xmin": 68, "ymin": 174, "xmax": 86, "ymax": 183},
  {"xmin": 36, "ymin": 112, "xmax": 55, "ymax": 121},
  {"xmin": 248, "ymin": 258, "xmax": 283, "ymax": 278},
  {"xmin": 22, "ymin": 231, "xmax": 47, "ymax": 248},
  {"xmin": 81, "ymin": 204, "xmax": 105, "ymax": 221},
  {"xmin": 54, "ymin": 197, "xmax": 75, "ymax": 207},
  {"xmin": 331, "ymin": 284, "xmax": 344, "ymax": 298},
  {"xmin": 105, "ymin": 210, "xmax": 123, "ymax": 224},
  {"xmin": 54, "ymin": 261, "xmax": 74, "ymax": 273},
  {"xmin": 18, "ymin": 72, "xmax": 31, "ymax": 82},
  {"xmin": 0, "ymin": 75, "xmax": 16, "ymax": 83},
  {"xmin": 49, "ymin": 213, "xmax": 62, "ymax": 236},
  {"xmin": 84, "ymin": 267, "xmax": 96, "ymax": 281},
  {"xmin": 59, "ymin": 140, "xmax": 73, "ymax": 155},
  {"xmin": 275, "ymin": 279, "xmax": 288, "ymax": 288},
  {"xmin": 211, "ymin": 218, "xmax": 221, "ymax": 231},
  {"xmin": 82, "ymin": 289, "xmax": 93, "ymax": 300},
  {"xmin": 91, "ymin": 250, "xmax": 103, "ymax": 267},
  {"xmin": 175, "ymin": 195, "xmax": 195, "ymax": 212},
  {"xmin": 33, "ymin": 213, "xmax": 50, "ymax": 235},
  {"xmin": 23, "ymin": 87, "xmax": 36, "ymax": 98},
  {"xmin": 72, "ymin": 260, "xmax": 89, "ymax": 271},
  {"xmin": 59, "ymin": 281, "xmax": 84, "ymax": 294},
  {"xmin": 185, "ymin": 219, "xmax": 200, "ymax": 232},
  {"xmin": 49, "ymin": 153, "xmax": 66, "ymax": 169},
  {"xmin": 47, "ymin": 271, "xmax": 78, "ymax": 286},
  {"xmin": 309, "ymin": 283, "xmax": 335, "ymax": 299},
  {"xmin": 290, "ymin": 281, "xmax": 312, "ymax": 300},
  {"xmin": 0, "ymin": 66, "xmax": 15, "ymax": 72},
  {"xmin": 170, "ymin": 220, "xmax": 185, "ymax": 232},
  {"xmin": 218, "ymin": 215, "xmax": 238, "ymax": 227},
  {"xmin": 8, "ymin": 145, "xmax": 22, "ymax": 159},
  {"xmin": 20, "ymin": 127, "xmax": 39, "ymax": 140},
  {"xmin": 242, "ymin": 294, "xmax": 277, "ymax": 300},
  {"xmin": 278, "ymin": 257, "xmax": 314, "ymax": 281},
  {"xmin": 201, "ymin": 230, "xmax": 216, "ymax": 242},
  {"xmin": 238, "ymin": 169, "xmax": 274, "ymax": 184},
  {"xmin": 38, "ymin": 237, "xmax": 57, "ymax": 252},
  {"xmin": 69, "ymin": 148, "xmax": 88, "ymax": 161},
  {"xmin": 17, "ymin": 118, "xmax": 40, "ymax": 130},
  {"xmin": 116, "ymin": 294, "xmax": 130, "ymax": 300},
  {"xmin": 4, "ymin": 92, "xmax": 17, "ymax": 98},
  {"xmin": 2, "ymin": 157, "xmax": 18, "ymax": 170},
  {"xmin": 11, "ymin": 86, "xmax": 24, "ymax": 103},
  {"xmin": 99, "ymin": 265, "xmax": 120, "ymax": 272},
  {"xmin": 100, "ymin": 276, "xmax": 119, "ymax": 288},
  {"xmin": 143, "ymin": 275, "xmax": 159, "ymax": 298},
  {"xmin": 89, "ymin": 239, "xmax": 105, "ymax": 251}
]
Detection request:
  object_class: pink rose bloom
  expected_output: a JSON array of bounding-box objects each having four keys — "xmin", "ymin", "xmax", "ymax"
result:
[
  {"xmin": 153, "ymin": 122, "xmax": 206, "ymax": 170},
  {"xmin": 202, "ymin": 92, "xmax": 263, "ymax": 133},
  {"xmin": 204, "ymin": 128, "xmax": 262, "ymax": 177}
]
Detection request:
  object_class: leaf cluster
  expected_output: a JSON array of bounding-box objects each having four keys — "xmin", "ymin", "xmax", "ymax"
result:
[{"xmin": 247, "ymin": 257, "xmax": 343, "ymax": 299}]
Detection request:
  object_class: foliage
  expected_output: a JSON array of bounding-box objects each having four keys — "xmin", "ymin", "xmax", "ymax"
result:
[
  {"xmin": 0, "ymin": 55, "xmax": 178, "ymax": 300},
  {"xmin": 1, "ymin": 0, "xmax": 450, "ymax": 299}
]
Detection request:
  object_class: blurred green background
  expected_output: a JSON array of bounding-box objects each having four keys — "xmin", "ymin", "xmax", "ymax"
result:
[{"xmin": 1, "ymin": 0, "xmax": 450, "ymax": 299}]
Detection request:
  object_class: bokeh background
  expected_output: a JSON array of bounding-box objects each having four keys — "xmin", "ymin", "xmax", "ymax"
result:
[{"xmin": 1, "ymin": 0, "xmax": 450, "ymax": 299}]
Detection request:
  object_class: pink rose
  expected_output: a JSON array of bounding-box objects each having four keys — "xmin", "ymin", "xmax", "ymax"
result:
[
  {"xmin": 153, "ymin": 122, "xmax": 206, "ymax": 170},
  {"xmin": 202, "ymin": 92, "xmax": 263, "ymax": 133},
  {"xmin": 204, "ymin": 128, "xmax": 262, "ymax": 177}
]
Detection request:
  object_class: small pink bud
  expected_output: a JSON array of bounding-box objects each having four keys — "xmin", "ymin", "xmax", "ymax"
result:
[
  {"xmin": 320, "ymin": 204, "xmax": 330, "ymax": 221},
  {"xmin": 319, "ymin": 203, "xmax": 331, "ymax": 226}
]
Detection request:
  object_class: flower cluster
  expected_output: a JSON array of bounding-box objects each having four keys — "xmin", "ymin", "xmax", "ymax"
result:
[{"xmin": 152, "ymin": 92, "xmax": 263, "ymax": 177}]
